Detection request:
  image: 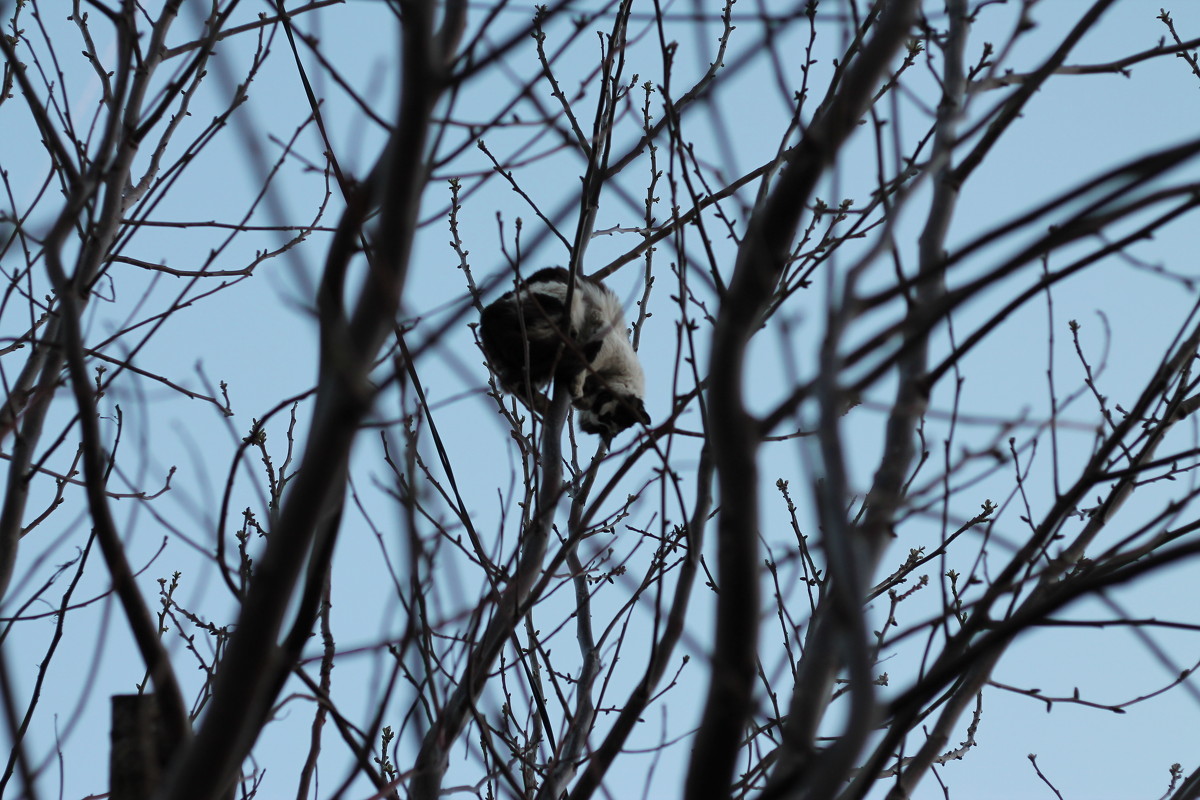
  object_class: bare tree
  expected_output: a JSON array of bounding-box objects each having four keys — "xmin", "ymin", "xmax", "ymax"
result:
[{"xmin": 4, "ymin": 1, "xmax": 1200, "ymax": 799}]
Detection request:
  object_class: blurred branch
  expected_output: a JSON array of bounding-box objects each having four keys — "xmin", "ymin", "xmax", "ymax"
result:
[
  {"xmin": 687, "ymin": 2, "xmax": 920, "ymax": 798},
  {"xmin": 778, "ymin": 3, "xmax": 969, "ymax": 798},
  {"xmin": 970, "ymin": 34, "xmax": 1200, "ymax": 91},
  {"xmin": 155, "ymin": 0, "xmax": 460, "ymax": 794},
  {"xmin": 569, "ymin": 446, "xmax": 713, "ymax": 800},
  {"xmin": 953, "ymin": 0, "xmax": 1120, "ymax": 184},
  {"xmin": 858, "ymin": 318, "xmax": 1200, "ymax": 800},
  {"xmin": 41, "ymin": 164, "xmax": 191, "ymax": 756},
  {"xmin": 408, "ymin": 389, "xmax": 570, "ymax": 800},
  {"xmin": 161, "ymin": 0, "xmax": 343, "ymax": 60}
]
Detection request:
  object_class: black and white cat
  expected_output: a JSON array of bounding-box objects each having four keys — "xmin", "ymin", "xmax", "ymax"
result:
[{"xmin": 480, "ymin": 267, "xmax": 650, "ymax": 438}]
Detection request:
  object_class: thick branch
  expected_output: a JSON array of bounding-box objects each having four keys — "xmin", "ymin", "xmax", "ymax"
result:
[
  {"xmin": 684, "ymin": 2, "xmax": 919, "ymax": 798},
  {"xmin": 408, "ymin": 390, "xmax": 569, "ymax": 800},
  {"xmin": 153, "ymin": 3, "xmax": 455, "ymax": 795}
]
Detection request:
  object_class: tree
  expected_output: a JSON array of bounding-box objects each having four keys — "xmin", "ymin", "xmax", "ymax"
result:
[{"xmin": 4, "ymin": 0, "xmax": 1200, "ymax": 798}]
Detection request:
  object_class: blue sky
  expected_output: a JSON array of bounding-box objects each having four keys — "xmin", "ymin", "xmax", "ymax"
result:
[{"xmin": 5, "ymin": 1, "xmax": 1200, "ymax": 798}]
